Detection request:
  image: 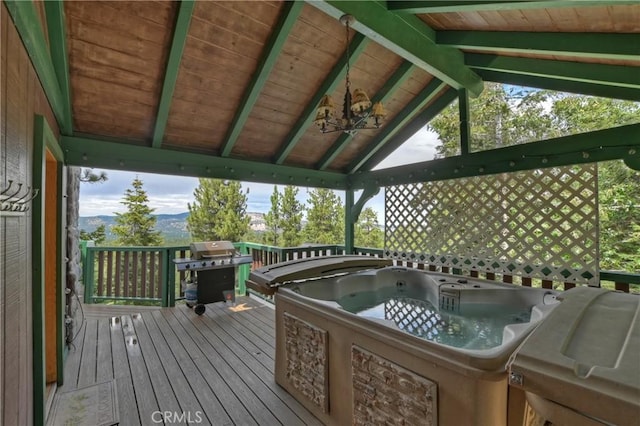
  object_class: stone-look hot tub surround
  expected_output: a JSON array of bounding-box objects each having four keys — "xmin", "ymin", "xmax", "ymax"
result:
[{"xmin": 274, "ymin": 266, "xmax": 560, "ymax": 426}]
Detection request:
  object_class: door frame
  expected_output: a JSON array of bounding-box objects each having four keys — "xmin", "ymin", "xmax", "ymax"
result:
[{"xmin": 32, "ymin": 114, "xmax": 65, "ymax": 425}]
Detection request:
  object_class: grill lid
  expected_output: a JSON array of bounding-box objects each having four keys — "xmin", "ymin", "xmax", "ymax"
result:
[{"xmin": 190, "ymin": 241, "xmax": 236, "ymax": 259}]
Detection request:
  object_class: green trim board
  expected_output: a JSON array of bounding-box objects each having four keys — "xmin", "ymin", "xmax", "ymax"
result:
[
  {"xmin": 458, "ymin": 89, "xmax": 470, "ymax": 155},
  {"xmin": 344, "ymin": 190, "xmax": 355, "ymax": 254},
  {"xmin": 359, "ymin": 87, "xmax": 458, "ymax": 171},
  {"xmin": 476, "ymin": 69, "xmax": 640, "ymax": 101},
  {"xmin": 349, "ymin": 123, "xmax": 640, "ymax": 189},
  {"xmin": 61, "ymin": 135, "xmax": 350, "ymax": 189},
  {"xmin": 387, "ymin": 1, "xmax": 639, "ymax": 13},
  {"xmin": 437, "ymin": 31, "xmax": 640, "ymax": 62},
  {"xmin": 32, "ymin": 116, "xmax": 46, "ymax": 426},
  {"xmin": 56, "ymin": 161, "xmax": 66, "ymax": 387},
  {"xmin": 152, "ymin": 0, "xmax": 196, "ymax": 148},
  {"xmin": 32, "ymin": 115, "xmax": 66, "ymax": 426},
  {"xmin": 5, "ymin": 0, "xmax": 71, "ymax": 134},
  {"xmin": 44, "ymin": 0, "xmax": 73, "ymax": 136},
  {"xmin": 343, "ymin": 184, "xmax": 381, "ymax": 254},
  {"xmin": 220, "ymin": 1, "xmax": 304, "ymax": 157},
  {"xmin": 347, "ymin": 78, "xmax": 448, "ymax": 173},
  {"xmin": 308, "ymin": 0, "xmax": 484, "ymax": 97},
  {"xmin": 273, "ymin": 33, "xmax": 369, "ymax": 164},
  {"xmin": 465, "ymin": 54, "xmax": 640, "ymax": 89},
  {"xmin": 316, "ymin": 61, "xmax": 415, "ymax": 170}
]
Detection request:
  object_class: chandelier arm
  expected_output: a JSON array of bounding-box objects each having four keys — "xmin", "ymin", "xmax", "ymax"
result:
[{"xmin": 316, "ymin": 15, "xmax": 384, "ymax": 137}]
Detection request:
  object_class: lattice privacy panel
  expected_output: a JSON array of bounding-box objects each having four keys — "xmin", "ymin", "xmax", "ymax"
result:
[{"xmin": 385, "ymin": 166, "xmax": 598, "ymax": 284}]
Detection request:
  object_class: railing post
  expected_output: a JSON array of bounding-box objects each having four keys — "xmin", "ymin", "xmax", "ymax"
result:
[
  {"xmin": 166, "ymin": 247, "xmax": 176, "ymax": 307},
  {"xmin": 83, "ymin": 248, "xmax": 95, "ymax": 304},
  {"xmin": 160, "ymin": 248, "xmax": 170, "ymax": 307}
]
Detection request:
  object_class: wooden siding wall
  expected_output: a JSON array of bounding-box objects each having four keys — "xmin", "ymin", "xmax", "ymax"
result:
[{"xmin": 1, "ymin": 4, "xmax": 60, "ymax": 425}]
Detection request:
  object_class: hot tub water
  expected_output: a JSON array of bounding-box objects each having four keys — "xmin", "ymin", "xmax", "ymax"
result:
[{"xmin": 339, "ymin": 290, "xmax": 532, "ymax": 350}]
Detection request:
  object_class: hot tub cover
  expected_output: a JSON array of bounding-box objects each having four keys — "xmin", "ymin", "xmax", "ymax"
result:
[
  {"xmin": 508, "ymin": 286, "xmax": 640, "ymax": 425},
  {"xmin": 247, "ymin": 255, "xmax": 392, "ymax": 294}
]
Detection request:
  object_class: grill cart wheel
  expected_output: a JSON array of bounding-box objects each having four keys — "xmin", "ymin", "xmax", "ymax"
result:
[{"xmin": 194, "ymin": 304, "xmax": 206, "ymax": 315}]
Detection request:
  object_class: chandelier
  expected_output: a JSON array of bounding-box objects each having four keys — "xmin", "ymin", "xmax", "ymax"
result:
[{"xmin": 314, "ymin": 14, "xmax": 385, "ymax": 135}]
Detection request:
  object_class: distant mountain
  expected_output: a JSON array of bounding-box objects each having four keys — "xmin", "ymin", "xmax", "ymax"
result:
[{"xmin": 79, "ymin": 212, "xmax": 266, "ymax": 242}]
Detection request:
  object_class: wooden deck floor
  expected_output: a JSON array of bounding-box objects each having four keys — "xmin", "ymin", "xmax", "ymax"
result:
[{"xmin": 52, "ymin": 297, "xmax": 321, "ymax": 426}]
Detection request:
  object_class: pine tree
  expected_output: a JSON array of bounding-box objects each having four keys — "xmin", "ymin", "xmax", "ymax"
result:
[
  {"xmin": 79, "ymin": 224, "xmax": 106, "ymax": 245},
  {"xmin": 280, "ymin": 186, "xmax": 304, "ymax": 247},
  {"xmin": 355, "ymin": 207, "xmax": 383, "ymax": 248},
  {"xmin": 187, "ymin": 178, "xmax": 250, "ymax": 242},
  {"xmin": 304, "ymin": 188, "xmax": 343, "ymax": 244},
  {"xmin": 112, "ymin": 177, "xmax": 163, "ymax": 246},
  {"xmin": 263, "ymin": 186, "xmax": 281, "ymax": 246}
]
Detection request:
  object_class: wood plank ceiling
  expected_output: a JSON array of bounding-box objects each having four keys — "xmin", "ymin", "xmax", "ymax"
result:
[{"xmin": 30, "ymin": 0, "xmax": 640, "ymax": 186}]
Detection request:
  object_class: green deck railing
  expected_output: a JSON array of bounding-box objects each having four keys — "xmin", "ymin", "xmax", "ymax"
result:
[{"xmin": 81, "ymin": 242, "xmax": 639, "ymax": 306}]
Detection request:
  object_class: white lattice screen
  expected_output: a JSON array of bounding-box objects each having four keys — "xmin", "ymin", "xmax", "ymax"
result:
[{"xmin": 385, "ymin": 165, "xmax": 599, "ymax": 284}]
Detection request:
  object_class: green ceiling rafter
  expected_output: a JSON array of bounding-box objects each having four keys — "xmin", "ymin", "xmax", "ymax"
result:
[
  {"xmin": 220, "ymin": 1, "xmax": 303, "ymax": 157},
  {"xmin": 466, "ymin": 54, "xmax": 640, "ymax": 90},
  {"xmin": 437, "ymin": 31, "xmax": 640, "ymax": 62},
  {"xmin": 307, "ymin": 0, "xmax": 483, "ymax": 97},
  {"xmin": 357, "ymin": 87, "xmax": 458, "ymax": 171},
  {"xmin": 347, "ymin": 78, "xmax": 448, "ymax": 173},
  {"xmin": 152, "ymin": 0, "xmax": 195, "ymax": 149},
  {"xmin": 61, "ymin": 136, "xmax": 349, "ymax": 189},
  {"xmin": 273, "ymin": 33, "xmax": 368, "ymax": 164},
  {"xmin": 476, "ymin": 69, "xmax": 640, "ymax": 101},
  {"xmin": 349, "ymin": 123, "xmax": 640, "ymax": 190},
  {"xmin": 5, "ymin": 0, "xmax": 71, "ymax": 134},
  {"xmin": 387, "ymin": 1, "xmax": 639, "ymax": 13},
  {"xmin": 316, "ymin": 61, "xmax": 415, "ymax": 170},
  {"xmin": 44, "ymin": 0, "xmax": 73, "ymax": 136}
]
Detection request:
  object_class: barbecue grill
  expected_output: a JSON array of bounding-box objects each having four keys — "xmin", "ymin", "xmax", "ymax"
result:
[{"xmin": 173, "ymin": 241, "xmax": 252, "ymax": 315}]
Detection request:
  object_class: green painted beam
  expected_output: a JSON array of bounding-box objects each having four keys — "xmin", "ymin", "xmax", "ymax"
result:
[
  {"xmin": 317, "ymin": 61, "xmax": 415, "ymax": 170},
  {"xmin": 387, "ymin": 1, "xmax": 638, "ymax": 13},
  {"xmin": 44, "ymin": 0, "xmax": 73, "ymax": 136},
  {"xmin": 307, "ymin": 0, "xmax": 483, "ymax": 97},
  {"xmin": 347, "ymin": 78, "xmax": 449, "ymax": 173},
  {"xmin": 437, "ymin": 31, "xmax": 640, "ymax": 62},
  {"xmin": 476, "ymin": 69, "xmax": 640, "ymax": 101},
  {"xmin": 349, "ymin": 123, "xmax": 640, "ymax": 189},
  {"xmin": 61, "ymin": 136, "xmax": 349, "ymax": 189},
  {"xmin": 220, "ymin": 1, "xmax": 303, "ymax": 157},
  {"xmin": 459, "ymin": 89, "xmax": 470, "ymax": 155},
  {"xmin": 358, "ymin": 87, "xmax": 458, "ymax": 171},
  {"xmin": 5, "ymin": 0, "xmax": 71, "ymax": 134},
  {"xmin": 466, "ymin": 53, "xmax": 640, "ymax": 89},
  {"xmin": 152, "ymin": 0, "xmax": 195, "ymax": 148},
  {"xmin": 273, "ymin": 33, "xmax": 368, "ymax": 164}
]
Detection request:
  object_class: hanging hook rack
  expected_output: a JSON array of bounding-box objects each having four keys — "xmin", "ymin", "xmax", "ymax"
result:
[{"xmin": 1, "ymin": 180, "xmax": 40, "ymax": 215}]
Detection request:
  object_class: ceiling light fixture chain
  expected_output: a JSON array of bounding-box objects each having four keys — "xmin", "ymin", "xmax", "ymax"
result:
[{"xmin": 315, "ymin": 14, "xmax": 386, "ymax": 136}]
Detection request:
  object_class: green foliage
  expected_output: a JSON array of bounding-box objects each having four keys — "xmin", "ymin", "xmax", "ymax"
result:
[
  {"xmin": 262, "ymin": 185, "xmax": 305, "ymax": 247},
  {"xmin": 355, "ymin": 207, "xmax": 383, "ymax": 248},
  {"xmin": 280, "ymin": 186, "xmax": 304, "ymax": 247},
  {"xmin": 304, "ymin": 188, "xmax": 344, "ymax": 245},
  {"xmin": 428, "ymin": 84, "xmax": 640, "ymax": 272},
  {"xmin": 263, "ymin": 186, "xmax": 280, "ymax": 246},
  {"xmin": 429, "ymin": 83, "xmax": 558, "ymax": 156},
  {"xmin": 80, "ymin": 224, "xmax": 106, "ymax": 245},
  {"xmin": 112, "ymin": 177, "xmax": 163, "ymax": 246},
  {"xmin": 549, "ymin": 96, "xmax": 640, "ymax": 271},
  {"xmin": 187, "ymin": 179, "xmax": 250, "ymax": 242}
]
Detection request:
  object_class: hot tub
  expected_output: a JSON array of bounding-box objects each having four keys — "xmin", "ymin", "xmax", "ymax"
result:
[{"xmin": 267, "ymin": 263, "xmax": 560, "ymax": 425}]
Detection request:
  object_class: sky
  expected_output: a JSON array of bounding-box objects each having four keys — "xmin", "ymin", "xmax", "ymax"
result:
[{"xmin": 79, "ymin": 128, "xmax": 441, "ymax": 219}]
